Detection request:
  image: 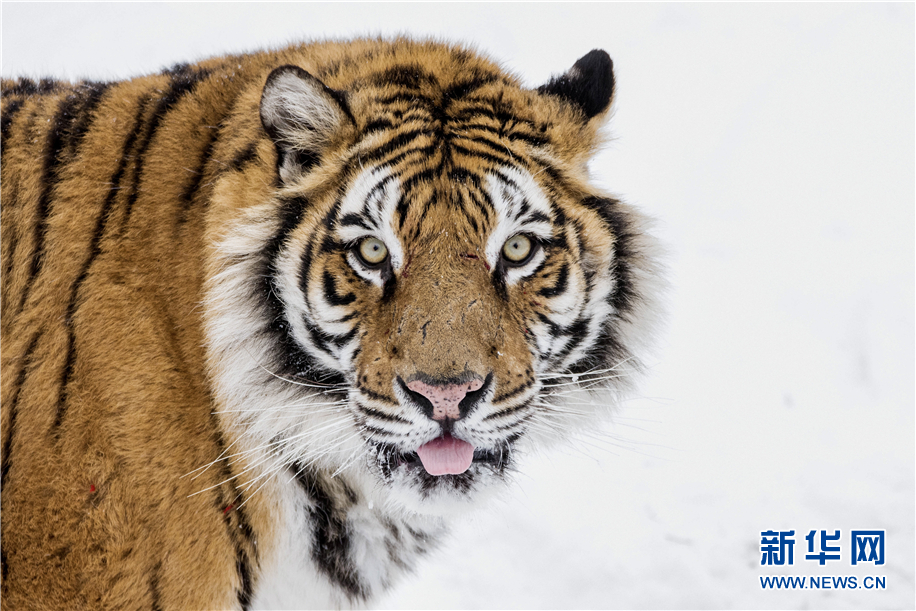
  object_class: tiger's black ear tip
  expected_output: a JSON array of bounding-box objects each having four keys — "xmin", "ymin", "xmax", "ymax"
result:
[
  {"xmin": 574, "ymin": 49, "xmax": 615, "ymax": 118},
  {"xmin": 538, "ymin": 49, "xmax": 616, "ymax": 120},
  {"xmin": 263, "ymin": 64, "xmax": 316, "ymax": 89}
]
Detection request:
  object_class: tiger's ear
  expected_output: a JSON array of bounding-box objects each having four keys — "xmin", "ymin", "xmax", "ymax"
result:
[
  {"xmin": 260, "ymin": 65, "xmax": 354, "ymax": 183},
  {"xmin": 537, "ymin": 50, "xmax": 615, "ymax": 121}
]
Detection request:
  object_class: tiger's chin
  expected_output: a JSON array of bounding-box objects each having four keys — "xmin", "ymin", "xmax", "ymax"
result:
[{"xmin": 367, "ymin": 441, "xmax": 516, "ymax": 516}]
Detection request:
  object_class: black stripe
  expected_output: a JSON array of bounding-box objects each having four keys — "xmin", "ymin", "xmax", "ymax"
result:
[
  {"xmin": 460, "ymin": 132, "xmax": 529, "ymax": 165},
  {"xmin": 52, "ymin": 96, "xmax": 150, "ymax": 433},
  {"xmin": 491, "ymin": 377, "xmax": 535, "ymax": 404},
  {"xmin": 258, "ymin": 198, "xmax": 345, "ymax": 385},
  {"xmin": 398, "ymin": 108, "xmax": 433, "ymax": 124},
  {"xmin": 177, "ymin": 124, "xmax": 220, "ymax": 229},
  {"xmin": 362, "ymin": 424, "xmax": 403, "ymax": 440},
  {"xmin": 334, "ymin": 312, "xmax": 358, "ymax": 324},
  {"xmin": 18, "ymin": 91, "xmax": 86, "ymax": 313},
  {"xmin": 450, "ymin": 102, "xmax": 502, "ymax": 122},
  {"xmin": 0, "ymin": 98, "xmax": 26, "ymax": 158},
  {"xmin": 120, "ymin": 68, "xmax": 211, "ymax": 233},
  {"xmin": 400, "ymin": 167, "xmax": 435, "ymax": 194},
  {"xmin": 2, "ymin": 223, "xmax": 19, "ymax": 303},
  {"xmin": 208, "ymin": 423, "xmax": 255, "ymax": 611},
  {"xmin": 537, "ymin": 262, "xmax": 569, "ymax": 298},
  {"xmin": 63, "ymin": 81, "xmax": 112, "ymax": 159},
  {"xmin": 302, "ymin": 318, "xmax": 356, "ymax": 355},
  {"xmin": 1, "ymin": 331, "xmax": 41, "ymax": 490},
  {"xmin": 395, "ymin": 192, "xmax": 411, "ymax": 231},
  {"xmin": 459, "ymin": 121, "xmax": 501, "ymax": 137},
  {"xmin": 513, "ymin": 197, "xmax": 531, "ymax": 221},
  {"xmin": 295, "ymin": 206, "xmax": 322, "ymax": 309},
  {"xmin": 526, "ymin": 211, "xmax": 551, "ymax": 225},
  {"xmin": 2, "ymin": 78, "xmax": 36, "ymax": 96},
  {"xmin": 37, "ymin": 79, "xmax": 58, "ymax": 94},
  {"xmin": 374, "ymin": 143, "xmax": 436, "ymax": 171},
  {"xmin": 463, "ymin": 183, "xmax": 493, "ymax": 219},
  {"xmin": 537, "ymin": 162, "xmax": 574, "ymax": 198},
  {"xmin": 320, "ymin": 199, "xmax": 342, "ymax": 230},
  {"xmin": 569, "ymin": 218, "xmax": 594, "ymax": 289},
  {"xmin": 448, "ymin": 167, "xmax": 484, "ymax": 189},
  {"xmin": 235, "ymin": 550, "xmax": 253, "ymax": 610},
  {"xmin": 1, "ymin": 77, "xmax": 59, "ymax": 97},
  {"xmin": 451, "ymin": 142, "xmax": 514, "ymax": 167},
  {"xmin": 182, "ymin": 129, "xmax": 218, "ymax": 203},
  {"xmin": 318, "ymin": 235, "xmax": 344, "ymax": 255},
  {"xmin": 581, "ymin": 196, "xmax": 637, "ymax": 315},
  {"xmin": 442, "ymin": 74, "xmax": 498, "ymax": 103},
  {"xmin": 506, "ymin": 129, "xmax": 549, "ymax": 147},
  {"xmin": 226, "ymin": 141, "xmax": 258, "ymax": 173},
  {"xmin": 375, "ymin": 92, "xmax": 435, "ymax": 107},
  {"xmin": 483, "ymin": 399, "xmax": 531, "ymax": 422},
  {"xmin": 414, "ymin": 192, "xmax": 437, "ymax": 229},
  {"xmin": 356, "ymin": 403, "xmax": 411, "ymax": 424},
  {"xmin": 456, "ymin": 119, "xmax": 549, "ymax": 148},
  {"xmin": 548, "ymin": 317, "xmax": 591, "ymax": 366},
  {"xmin": 149, "ymin": 561, "xmax": 163, "ymax": 611},
  {"xmin": 362, "ymin": 117, "xmax": 393, "ymax": 135},
  {"xmin": 339, "ymin": 213, "xmax": 371, "ymax": 230},
  {"xmin": 360, "ymin": 128, "xmax": 425, "ymax": 164},
  {"xmin": 396, "ymin": 179, "xmax": 435, "ymax": 232},
  {"xmin": 322, "ymin": 271, "xmax": 356, "ymax": 306},
  {"xmin": 365, "ymin": 173, "xmax": 397, "ymax": 206},
  {"xmin": 535, "ymin": 311, "xmax": 561, "ymax": 337},
  {"xmin": 566, "ymin": 323, "xmax": 631, "ymax": 376},
  {"xmin": 299, "ymin": 200, "xmax": 342, "ymax": 310},
  {"xmin": 162, "ymin": 62, "xmax": 191, "ymax": 76},
  {"xmin": 293, "ymin": 466, "xmax": 367, "ymax": 600}
]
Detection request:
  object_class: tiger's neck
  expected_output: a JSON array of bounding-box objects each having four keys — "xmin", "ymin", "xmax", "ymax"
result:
[{"xmin": 246, "ymin": 463, "xmax": 445, "ymax": 609}]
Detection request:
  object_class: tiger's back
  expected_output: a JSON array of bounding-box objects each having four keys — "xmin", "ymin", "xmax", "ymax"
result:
[{"xmin": 1, "ymin": 38, "xmax": 662, "ymax": 609}]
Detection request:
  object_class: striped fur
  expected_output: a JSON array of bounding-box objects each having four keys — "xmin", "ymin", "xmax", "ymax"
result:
[{"xmin": 1, "ymin": 39, "xmax": 662, "ymax": 609}]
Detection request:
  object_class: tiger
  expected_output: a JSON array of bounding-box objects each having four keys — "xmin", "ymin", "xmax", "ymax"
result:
[{"xmin": 0, "ymin": 37, "xmax": 662, "ymax": 609}]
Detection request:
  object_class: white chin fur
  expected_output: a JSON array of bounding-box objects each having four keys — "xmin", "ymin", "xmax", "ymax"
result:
[{"xmin": 378, "ymin": 465, "xmax": 511, "ymax": 518}]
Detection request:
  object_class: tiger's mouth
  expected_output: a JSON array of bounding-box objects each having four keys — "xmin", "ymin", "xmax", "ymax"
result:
[
  {"xmin": 398, "ymin": 442, "xmax": 510, "ymax": 474},
  {"xmin": 373, "ymin": 437, "xmax": 515, "ymax": 484}
]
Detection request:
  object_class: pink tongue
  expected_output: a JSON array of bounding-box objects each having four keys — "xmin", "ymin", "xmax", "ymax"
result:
[{"xmin": 416, "ymin": 434, "xmax": 475, "ymax": 476}]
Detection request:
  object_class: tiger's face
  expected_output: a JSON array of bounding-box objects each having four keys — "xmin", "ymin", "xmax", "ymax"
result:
[{"xmin": 207, "ymin": 45, "xmax": 659, "ymax": 515}]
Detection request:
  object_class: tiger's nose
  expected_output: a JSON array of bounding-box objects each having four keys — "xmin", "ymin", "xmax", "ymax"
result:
[{"xmin": 400, "ymin": 374, "xmax": 492, "ymax": 421}]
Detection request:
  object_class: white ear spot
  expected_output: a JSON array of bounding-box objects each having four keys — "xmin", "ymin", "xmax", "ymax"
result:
[{"xmin": 259, "ymin": 65, "xmax": 353, "ymax": 183}]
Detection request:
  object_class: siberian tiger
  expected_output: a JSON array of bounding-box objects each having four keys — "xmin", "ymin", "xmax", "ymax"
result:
[{"xmin": 0, "ymin": 38, "xmax": 662, "ymax": 609}]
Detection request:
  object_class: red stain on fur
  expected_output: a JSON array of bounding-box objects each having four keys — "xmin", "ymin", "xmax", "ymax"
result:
[
  {"xmin": 223, "ymin": 504, "xmax": 234, "ymax": 515},
  {"xmin": 402, "ymin": 250, "xmax": 414, "ymax": 278},
  {"xmin": 89, "ymin": 484, "xmax": 96, "ymax": 493},
  {"xmin": 459, "ymin": 252, "xmax": 489, "ymax": 271}
]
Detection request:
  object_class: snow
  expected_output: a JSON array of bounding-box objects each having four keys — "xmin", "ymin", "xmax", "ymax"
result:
[{"xmin": 3, "ymin": 3, "xmax": 912, "ymax": 608}]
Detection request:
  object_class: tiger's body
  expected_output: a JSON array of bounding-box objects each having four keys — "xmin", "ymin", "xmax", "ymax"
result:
[{"xmin": 1, "ymin": 38, "xmax": 661, "ymax": 609}]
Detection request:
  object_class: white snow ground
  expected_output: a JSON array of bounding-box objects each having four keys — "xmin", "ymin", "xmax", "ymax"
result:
[{"xmin": 2, "ymin": 3, "xmax": 913, "ymax": 609}]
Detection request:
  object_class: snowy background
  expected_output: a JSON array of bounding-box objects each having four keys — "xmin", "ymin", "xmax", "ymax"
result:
[{"xmin": 3, "ymin": 3, "xmax": 913, "ymax": 609}]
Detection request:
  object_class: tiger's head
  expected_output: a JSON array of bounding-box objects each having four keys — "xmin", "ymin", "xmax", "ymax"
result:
[{"xmin": 205, "ymin": 41, "xmax": 661, "ymax": 515}]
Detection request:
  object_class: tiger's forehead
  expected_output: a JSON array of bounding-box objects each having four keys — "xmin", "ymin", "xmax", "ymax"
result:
[{"xmin": 336, "ymin": 161, "xmax": 555, "ymax": 260}]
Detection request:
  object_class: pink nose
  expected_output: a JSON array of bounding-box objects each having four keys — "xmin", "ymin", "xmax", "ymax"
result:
[{"xmin": 406, "ymin": 378, "xmax": 484, "ymax": 421}]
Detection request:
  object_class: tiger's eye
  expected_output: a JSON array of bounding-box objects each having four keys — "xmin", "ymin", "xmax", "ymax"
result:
[
  {"xmin": 502, "ymin": 234, "xmax": 532, "ymax": 263},
  {"xmin": 358, "ymin": 237, "xmax": 388, "ymax": 265}
]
